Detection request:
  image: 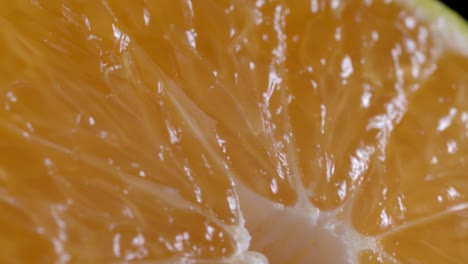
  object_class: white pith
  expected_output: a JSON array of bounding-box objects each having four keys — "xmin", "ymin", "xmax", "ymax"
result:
[{"xmin": 224, "ymin": 182, "xmax": 393, "ymax": 264}]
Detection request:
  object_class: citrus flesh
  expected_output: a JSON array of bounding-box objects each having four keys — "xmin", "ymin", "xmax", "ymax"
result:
[{"xmin": 0, "ymin": 0, "xmax": 467, "ymax": 263}]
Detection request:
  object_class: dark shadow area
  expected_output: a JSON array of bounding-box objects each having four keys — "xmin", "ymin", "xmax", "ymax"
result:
[{"xmin": 440, "ymin": 0, "xmax": 468, "ymax": 20}]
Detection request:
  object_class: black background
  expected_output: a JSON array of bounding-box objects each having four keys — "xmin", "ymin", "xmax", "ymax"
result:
[{"xmin": 440, "ymin": 0, "xmax": 467, "ymax": 20}]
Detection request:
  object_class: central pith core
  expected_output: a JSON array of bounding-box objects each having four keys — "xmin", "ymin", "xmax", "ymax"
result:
[{"xmin": 237, "ymin": 184, "xmax": 379, "ymax": 264}]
